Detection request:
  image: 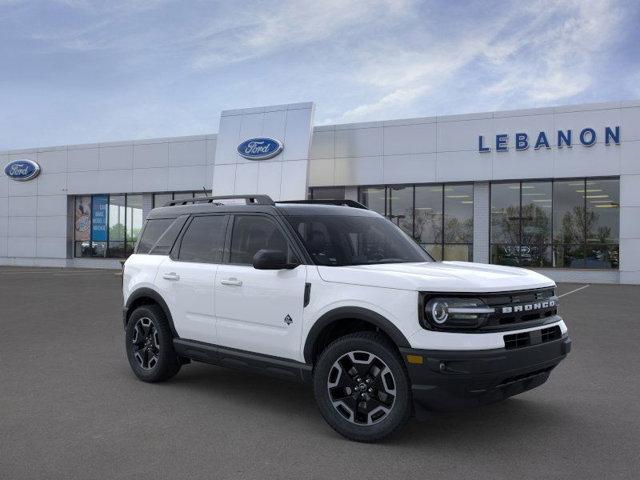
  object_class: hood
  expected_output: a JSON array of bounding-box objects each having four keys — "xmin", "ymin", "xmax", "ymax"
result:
[{"xmin": 317, "ymin": 261, "xmax": 555, "ymax": 293}]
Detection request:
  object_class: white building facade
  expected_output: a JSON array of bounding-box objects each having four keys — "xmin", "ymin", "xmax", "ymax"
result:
[{"xmin": 1, "ymin": 100, "xmax": 639, "ymax": 284}]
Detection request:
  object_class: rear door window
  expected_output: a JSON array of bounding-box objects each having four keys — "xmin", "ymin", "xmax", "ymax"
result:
[{"xmin": 177, "ymin": 215, "xmax": 227, "ymax": 263}]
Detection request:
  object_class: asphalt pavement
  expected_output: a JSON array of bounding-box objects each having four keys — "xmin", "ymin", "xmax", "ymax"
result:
[{"xmin": 0, "ymin": 267, "xmax": 639, "ymax": 479}]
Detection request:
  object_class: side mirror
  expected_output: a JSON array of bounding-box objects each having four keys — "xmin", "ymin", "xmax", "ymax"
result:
[{"xmin": 252, "ymin": 249, "xmax": 296, "ymax": 270}]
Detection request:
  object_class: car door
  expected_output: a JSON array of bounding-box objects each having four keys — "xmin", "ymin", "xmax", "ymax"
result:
[
  {"xmin": 214, "ymin": 214, "xmax": 307, "ymax": 360},
  {"xmin": 157, "ymin": 214, "xmax": 228, "ymax": 345}
]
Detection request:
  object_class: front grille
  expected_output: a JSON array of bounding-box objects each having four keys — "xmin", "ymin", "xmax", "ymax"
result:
[
  {"xmin": 418, "ymin": 287, "xmax": 559, "ymax": 333},
  {"xmin": 504, "ymin": 332, "xmax": 531, "ymax": 349},
  {"xmin": 541, "ymin": 325, "xmax": 562, "ymax": 343},
  {"xmin": 504, "ymin": 325, "xmax": 562, "ymax": 350},
  {"xmin": 480, "ymin": 288, "xmax": 558, "ymax": 331}
]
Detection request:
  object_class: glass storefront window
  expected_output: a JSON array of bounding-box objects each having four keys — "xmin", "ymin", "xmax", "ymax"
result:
[
  {"xmin": 388, "ymin": 186, "xmax": 413, "ymax": 237},
  {"xmin": 173, "ymin": 192, "xmax": 194, "ymax": 201},
  {"xmin": 585, "ymin": 179, "xmax": 619, "ymax": 243},
  {"xmin": 491, "ymin": 182, "xmax": 520, "ymax": 245},
  {"xmin": 73, "ymin": 193, "xmax": 147, "ymax": 259},
  {"xmin": 153, "ymin": 193, "xmax": 172, "ymax": 208},
  {"xmin": 492, "ymin": 178, "xmax": 619, "ymax": 269},
  {"xmin": 153, "ymin": 191, "xmax": 212, "ymax": 207},
  {"xmin": 359, "ymin": 187, "xmax": 386, "ymax": 216},
  {"xmin": 490, "ymin": 182, "xmax": 520, "ymax": 266},
  {"xmin": 126, "ymin": 194, "xmax": 143, "ymax": 254},
  {"xmin": 520, "ymin": 181, "xmax": 552, "ymax": 267},
  {"xmin": 360, "ymin": 183, "xmax": 473, "ymax": 262},
  {"xmin": 108, "ymin": 195, "xmax": 125, "ymax": 257},
  {"xmin": 74, "ymin": 196, "xmax": 92, "ymax": 257},
  {"xmin": 309, "ymin": 187, "xmax": 346, "ymax": 200},
  {"xmin": 585, "ymin": 178, "xmax": 619, "ymax": 268},
  {"xmin": 415, "ymin": 185, "xmax": 443, "ymax": 260},
  {"xmin": 444, "ymin": 184, "xmax": 474, "ymax": 261},
  {"xmin": 553, "ymin": 180, "xmax": 585, "ymax": 245}
]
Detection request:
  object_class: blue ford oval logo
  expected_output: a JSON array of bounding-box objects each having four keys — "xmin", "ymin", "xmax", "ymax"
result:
[
  {"xmin": 237, "ymin": 137, "xmax": 283, "ymax": 160},
  {"xmin": 4, "ymin": 159, "xmax": 41, "ymax": 181}
]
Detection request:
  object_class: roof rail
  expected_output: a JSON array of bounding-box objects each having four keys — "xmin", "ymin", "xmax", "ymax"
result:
[
  {"xmin": 164, "ymin": 194, "xmax": 275, "ymax": 207},
  {"xmin": 276, "ymin": 199, "xmax": 368, "ymax": 210}
]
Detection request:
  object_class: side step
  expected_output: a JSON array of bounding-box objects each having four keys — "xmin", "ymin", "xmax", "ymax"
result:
[{"xmin": 173, "ymin": 338, "xmax": 312, "ymax": 384}]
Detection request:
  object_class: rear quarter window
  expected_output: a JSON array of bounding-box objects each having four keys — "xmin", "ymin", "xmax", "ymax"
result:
[
  {"xmin": 136, "ymin": 218, "xmax": 174, "ymax": 254},
  {"xmin": 136, "ymin": 215, "xmax": 188, "ymax": 255}
]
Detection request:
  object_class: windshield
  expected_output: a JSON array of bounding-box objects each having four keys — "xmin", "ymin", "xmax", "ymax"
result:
[{"xmin": 286, "ymin": 214, "xmax": 432, "ymax": 266}]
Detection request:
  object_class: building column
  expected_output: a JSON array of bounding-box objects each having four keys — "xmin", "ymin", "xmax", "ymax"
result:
[
  {"xmin": 619, "ymin": 173, "xmax": 640, "ymax": 284},
  {"xmin": 473, "ymin": 182, "xmax": 490, "ymax": 264}
]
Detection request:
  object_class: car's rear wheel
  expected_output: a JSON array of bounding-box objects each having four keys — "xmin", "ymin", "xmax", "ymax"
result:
[
  {"xmin": 313, "ymin": 332, "xmax": 412, "ymax": 442},
  {"xmin": 125, "ymin": 304, "xmax": 181, "ymax": 382}
]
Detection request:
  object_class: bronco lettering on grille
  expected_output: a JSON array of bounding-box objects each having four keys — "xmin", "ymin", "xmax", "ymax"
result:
[{"xmin": 501, "ymin": 299, "xmax": 556, "ymax": 314}]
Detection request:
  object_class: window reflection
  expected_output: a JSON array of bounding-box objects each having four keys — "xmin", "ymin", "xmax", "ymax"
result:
[
  {"xmin": 492, "ymin": 178, "xmax": 619, "ymax": 269},
  {"xmin": 444, "ymin": 184, "xmax": 473, "ymax": 261},
  {"xmin": 173, "ymin": 192, "xmax": 194, "ymax": 201},
  {"xmin": 520, "ymin": 182, "xmax": 552, "ymax": 267},
  {"xmin": 415, "ymin": 185, "xmax": 442, "ymax": 245},
  {"xmin": 359, "ymin": 187, "xmax": 386, "ymax": 216},
  {"xmin": 553, "ymin": 180, "xmax": 585, "ymax": 245},
  {"xmin": 359, "ymin": 184, "xmax": 474, "ymax": 262},
  {"xmin": 73, "ymin": 193, "xmax": 149, "ymax": 259},
  {"xmin": 309, "ymin": 187, "xmax": 346, "ymax": 200},
  {"xmin": 108, "ymin": 195, "xmax": 126, "ymax": 257},
  {"xmin": 152, "ymin": 193, "xmax": 172, "ymax": 208},
  {"xmin": 491, "ymin": 183, "xmax": 520, "ymax": 245},
  {"xmin": 388, "ymin": 186, "xmax": 413, "ymax": 237},
  {"xmin": 126, "ymin": 194, "xmax": 143, "ymax": 254},
  {"xmin": 152, "ymin": 191, "xmax": 212, "ymax": 207},
  {"xmin": 585, "ymin": 179, "xmax": 619, "ymax": 244}
]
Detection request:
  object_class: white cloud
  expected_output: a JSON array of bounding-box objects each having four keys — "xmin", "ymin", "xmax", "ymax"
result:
[
  {"xmin": 0, "ymin": 0, "xmax": 634, "ymax": 149},
  {"xmin": 482, "ymin": 0, "xmax": 621, "ymax": 105},
  {"xmin": 191, "ymin": 0, "xmax": 414, "ymax": 70},
  {"xmin": 339, "ymin": 85, "xmax": 429, "ymax": 121},
  {"xmin": 334, "ymin": 0, "xmax": 625, "ymax": 122}
]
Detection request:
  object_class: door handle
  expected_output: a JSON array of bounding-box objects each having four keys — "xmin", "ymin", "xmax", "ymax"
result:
[
  {"xmin": 163, "ymin": 272, "xmax": 180, "ymax": 281},
  {"xmin": 220, "ymin": 277, "xmax": 242, "ymax": 286}
]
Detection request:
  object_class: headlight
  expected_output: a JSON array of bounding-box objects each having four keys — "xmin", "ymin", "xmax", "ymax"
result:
[{"xmin": 423, "ymin": 297, "xmax": 495, "ymax": 329}]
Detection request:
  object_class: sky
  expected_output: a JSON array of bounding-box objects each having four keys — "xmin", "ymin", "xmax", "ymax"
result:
[{"xmin": 1, "ymin": 0, "xmax": 639, "ymax": 150}]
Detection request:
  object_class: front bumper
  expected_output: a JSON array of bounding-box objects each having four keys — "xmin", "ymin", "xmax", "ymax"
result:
[{"xmin": 400, "ymin": 334, "xmax": 571, "ymax": 411}]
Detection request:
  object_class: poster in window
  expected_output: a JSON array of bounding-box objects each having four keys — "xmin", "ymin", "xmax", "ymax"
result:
[
  {"xmin": 91, "ymin": 195, "xmax": 108, "ymax": 242},
  {"xmin": 74, "ymin": 196, "xmax": 91, "ymax": 241}
]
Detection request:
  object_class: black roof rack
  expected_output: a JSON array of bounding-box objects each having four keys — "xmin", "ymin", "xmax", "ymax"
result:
[
  {"xmin": 276, "ymin": 199, "xmax": 368, "ymax": 210},
  {"xmin": 164, "ymin": 194, "xmax": 275, "ymax": 207}
]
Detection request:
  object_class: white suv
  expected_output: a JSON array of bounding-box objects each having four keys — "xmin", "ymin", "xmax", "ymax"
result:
[{"xmin": 122, "ymin": 195, "xmax": 571, "ymax": 442}]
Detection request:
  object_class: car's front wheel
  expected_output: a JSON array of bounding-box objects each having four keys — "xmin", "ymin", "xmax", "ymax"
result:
[
  {"xmin": 125, "ymin": 304, "xmax": 181, "ymax": 383},
  {"xmin": 313, "ymin": 332, "xmax": 412, "ymax": 442}
]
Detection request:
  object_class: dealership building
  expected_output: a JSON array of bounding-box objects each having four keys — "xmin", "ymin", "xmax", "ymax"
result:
[{"xmin": 1, "ymin": 100, "xmax": 639, "ymax": 284}]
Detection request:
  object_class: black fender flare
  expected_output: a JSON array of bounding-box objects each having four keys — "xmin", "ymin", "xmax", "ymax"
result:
[
  {"xmin": 124, "ymin": 287, "xmax": 179, "ymax": 338},
  {"xmin": 303, "ymin": 307, "xmax": 411, "ymax": 363}
]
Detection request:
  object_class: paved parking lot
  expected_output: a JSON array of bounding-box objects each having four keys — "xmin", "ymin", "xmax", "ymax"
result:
[{"xmin": 1, "ymin": 267, "xmax": 639, "ymax": 479}]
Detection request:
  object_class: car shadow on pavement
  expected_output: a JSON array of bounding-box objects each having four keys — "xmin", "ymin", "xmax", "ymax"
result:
[{"xmin": 132, "ymin": 361, "xmax": 574, "ymax": 446}]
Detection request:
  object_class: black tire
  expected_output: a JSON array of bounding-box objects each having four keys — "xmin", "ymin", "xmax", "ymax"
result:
[
  {"xmin": 313, "ymin": 332, "xmax": 412, "ymax": 442},
  {"xmin": 125, "ymin": 304, "xmax": 181, "ymax": 383}
]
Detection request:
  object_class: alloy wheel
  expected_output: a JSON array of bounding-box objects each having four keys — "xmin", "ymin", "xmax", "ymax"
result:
[
  {"xmin": 326, "ymin": 350, "xmax": 396, "ymax": 425},
  {"xmin": 131, "ymin": 317, "xmax": 160, "ymax": 370}
]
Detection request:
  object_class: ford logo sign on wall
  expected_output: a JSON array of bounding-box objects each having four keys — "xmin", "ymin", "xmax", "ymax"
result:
[
  {"xmin": 237, "ymin": 138, "xmax": 283, "ymax": 160},
  {"xmin": 4, "ymin": 159, "xmax": 41, "ymax": 181}
]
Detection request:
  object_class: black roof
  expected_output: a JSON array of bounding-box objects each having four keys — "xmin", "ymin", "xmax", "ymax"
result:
[{"xmin": 146, "ymin": 195, "xmax": 377, "ymax": 220}]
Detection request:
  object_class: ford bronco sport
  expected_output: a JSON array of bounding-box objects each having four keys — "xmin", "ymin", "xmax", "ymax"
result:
[{"xmin": 122, "ymin": 195, "xmax": 571, "ymax": 442}]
